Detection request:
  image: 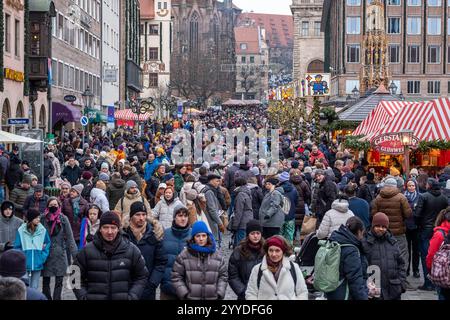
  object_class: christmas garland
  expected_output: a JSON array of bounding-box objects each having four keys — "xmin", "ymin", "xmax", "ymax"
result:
[
  {"xmin": 342, "ymin": 135, "xmax": 371, "ymax": 152},
  {"xmin": 23, "ymin": 0, "xmax": 30, "ymax": 96},
  {"xmin": 417, "ymin": 140, "xmax": 450, "ymax": 152},
  {"xmin": 0, "ymin": 3, "xmax": 4, "ymax": 92},
  {"xmin": 324, "ymin": 120, "xmax": 360, "ymax": 131}
]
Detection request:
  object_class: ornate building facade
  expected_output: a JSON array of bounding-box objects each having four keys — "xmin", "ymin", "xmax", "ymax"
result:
[{"xmin": 170, "ymin": 0, "xmax": 239, "ymax": 103}]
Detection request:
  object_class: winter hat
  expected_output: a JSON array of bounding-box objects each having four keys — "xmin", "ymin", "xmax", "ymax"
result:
[
  {"xmin": 0, "ymin": 250, "xmax": 26, "ymax": 278},
  {"xmin": 118, "ymin": 145, "xmax": 124, "ymax": 151},
  {"xmin": 304, "ymin": 166, "xmax": 312, "ymax": 174},
  {"xmin": 22, "ymin": 175, "xmax": 32, "ymax": 185},
  {"xmin": 410, "ymin": 168, "xmax": 419, "ymax": 176},
  {"xmin": 99, "ymin": 211, "xmax": 121, "ymax": 228},
  {"xmin": 96, "ymin": 180, "xmax": 107, "ymax": 191},
  {"xmin": 191, "ymin": 221, "xmax": 210, "ymax": 237},
  {"xmin": 314, "ymin": 169, "xmax": 325, "ymax": 176},
  {"xmin": 100, "ymin": 151, "xmax": 107, "ymax": 158},
  {"xmin": 384, "ymin": 178, "xmax": 397, "ymax": 187},
  {"xmin": 202, "ymin": 161, "xmax": 210, "ymax": 170},
  {"xmin": 33, "ymin": 184, "xmax": 44, "ymax": 193},
  {"xmin": 60, "ymin": 181, "xmax": 71, "ymax": 189},
  {"xmin": 158, "ymin": 183, "xmax": 168, "ymax": 190},
  {"xmin": 278, "ymin": 171, "xmax": 290, "ymax": 183},
  {"xmin": 430, "ymin": 179, "xmax": 441, "ymax": 190},
  {"xmin": 207, "ymin": 173, "xmax": 221, "ymax": 181},
  {"xmin": 126, "ymin": 180, "xmax": 138, "ymax": 190},
  {"xmin": 82, "ymin": 171, "xmax": 93, "ymax": 180},
  {"xmin": 446, "ymin": 179, "xmax": 450, "ymax": 190},
  {"xmin": 265, "ymin": 236, "xmax": 287, "ymax": 253},
  {"xmin": 173, "ymin": 204, "xmax": 189, "ymax": 219},
  {"xmin": 250, "ymin": 167, "xmax": 260, "ymax": 176},
  {"xmin": 367, "ymin": 172, "xmax": 375, "ymax": 181},
  {"xmin": 291, "ymin": 160, "xmax": 299, "ymax": 169},
  {"xmin": 26, "ymin": 209, "xmax": 40, "ymax": 222},
  {"xmin": 246, "ymin": 219, "xmax": 262, "ymax": 236},
  {"xmin": 71, "ymin": 184, "xmax": 84, "ymax": 195},
  {"xmin": 156, "ymin": 147, "xmax": 165, "ymax": 154},
  {"xmin": 1, "ymin": 201, "xmax": 15, "ymax": 213},
  {"xmin": 99, "ymin": 172, "xmax": 110, "ymax": 182},
  {"xmin": 163, "ymin": 173, "xmax": 174, "ymax": 182},
  {"xmin": 101, "ymin": 162, "xmax": 109, "ymax": 170},
  {"xmin": 265, "ymin": 177, "xmax": 279, "ymax": 186},
  {"xmin": 129, "ymin": 201, "xmax": 147, "ymax": 218},
  {"xmin": 372, "ymin": 212, "xmax": 390, "ymax": 228},
  {"xmin": 390, "ymin": 167, "xmax": 400, "ymax": 177}
]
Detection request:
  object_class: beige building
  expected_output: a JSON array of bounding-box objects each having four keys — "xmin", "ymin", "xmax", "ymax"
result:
[
  {"xmin": 1, "ymin": 0, "xmax": 48, "ymax": 134},
  {"xmin": 291, "ymin": 0, "xmax": 324, "ymax": 83},
  {"xmin": 234, "ymin": 24, "xmax": 269, "ymax": 100}
]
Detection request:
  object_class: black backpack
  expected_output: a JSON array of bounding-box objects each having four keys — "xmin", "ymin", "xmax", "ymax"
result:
[{"xmin": 256, "ymin": 261, "xmax": 298, "ymax": 295}]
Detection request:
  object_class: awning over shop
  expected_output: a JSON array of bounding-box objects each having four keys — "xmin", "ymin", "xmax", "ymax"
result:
[
  {"xmin": 374, "ymin": 98, "xmax": 450, "ymax": 141},
  {"xmin": 52, "ymin": 102, "xmax": 82, "ymax": 126},
  {"xmin": 0, "ymin": 130, "xmax": 43, "ymax": 143},
  {"xmin": 114, "ymin": 109, "xmax": 152, "ymax": 121}
]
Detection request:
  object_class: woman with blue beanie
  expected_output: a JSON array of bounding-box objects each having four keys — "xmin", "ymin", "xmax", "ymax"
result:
[{"xmin": 171, "ymin": 220, "xmax": 228, "ymax": 300}]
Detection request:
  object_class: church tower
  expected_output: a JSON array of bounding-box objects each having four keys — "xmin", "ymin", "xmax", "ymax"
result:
[{"xmin": 360, "ymin": 0, "xmax": 389, "ymax": 94}]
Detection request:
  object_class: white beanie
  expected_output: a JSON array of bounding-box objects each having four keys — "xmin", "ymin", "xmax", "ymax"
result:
[{"xmin": 202, "ymin": 161, "xmax": 210, "ymax": 170}]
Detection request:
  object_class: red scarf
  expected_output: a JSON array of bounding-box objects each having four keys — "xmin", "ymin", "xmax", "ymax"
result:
[{"xmin": 45, "ymin": 207, "xmax": 62, "ymax": 236}]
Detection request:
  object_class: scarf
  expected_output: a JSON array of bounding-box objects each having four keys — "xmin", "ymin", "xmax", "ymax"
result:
[
  {"xmin": 404, "ymin": 180, "xmax": 418, "ymax": 204},
  {"xmin": 266, "ymin": 257, "xmax": 282, "ymax": 275},
  {"xmin": 72, "ymin": 196, "xmax": 81, "ymax": 220},
  {"xmin": 101, "ymin": 234, "xmax": 122, "ymax": 256},
  {"xmin": 129, "ymin": 221, "xmax": 147, "ymax": 242},
  {"xmin": 247, "ymin": 240, "xmax": 262, "ymax": 252},
  {"xmin": 45, "ymin": 207, "xmax": 62, "ymax": 236},
  {"xmin": 188, "ymin": 235, "xmax": 216, "ymax": 254}
]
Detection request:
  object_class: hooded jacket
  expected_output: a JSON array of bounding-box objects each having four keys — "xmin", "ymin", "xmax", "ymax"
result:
[
  {"xmin": 245, "ymin": 256, "xmax": 308, "ymax": 300},
  {"xmin": 0, "ymin": 211, "xmax": 23, "ymax": 254},
  {"xmin": 414, "ymin": 189, "xmax": 448, "ymax": 231},
  {"xmin": 290, "ymin": 175, "xmax": 311, "ymax": 226},
  {"xmin": 426, "ymin": 220, "xmax": 450, "ymax": 270},
  {"xmin": 48, "ymin": 153, "xmax": 61, "ymax": 182},
  {"xmin": 326, "ymin": 225, "xmax": 368, "ymax": 300},
  {"xmin": 9, "ymin": 186, "xmax": 33, "ymax": 211},
  {"xmin": 152, "ymin": 197, "xmax": 184, "ymax": 230},
  {"xmin": 122, "ymin": 167, "xmax": 143, "ymax": 192},
  {"xmin": 371, "ymin": 187, "xmax": 412, "ymax": 236},
  {"xmin": 362, "ymin": 230, "xmax": 406, "ymax": 300},
  {"xmin": 259, "ymin": 187, "xmax": 285, "ymax": 229},
  {"xmin": 317, "ymin": 199, "xmax": 355, "ymax": 240},
  {"xmin": 115, "ymin": 190, "xmax": 152, "ymax": 224},
  {"xmin": 61, "ymin": 162, "xmax": 82, "ymax": 186},
  {"xmin": 160, "ymin": 224, "xmax": 191, "ymax": 297},
  {"xmin": 106, "ymin": 178, "xmax": 126, "ymax": 210},
  {"xmin": 73, "ymin": 232, "xmax": 149, "ymax": 300},
  {"xmin": 248, "ymin": 183, "xmax": 264, "ymax": 220},
  {"xmin": 90, "ymin": 187, "xmax": 110, "ymax": 214},
  {"xmin": 279, "ymin": 181, "xmax": 299, "ymax": 221},
  {"xmin": 232, "ymin": 185, "xmax": 254, "ymax": 231},
  {"xmin": 62, "ymin": 196, "xmax": 89, "ymax": 242},
  {"xmin": 14, "ymin": 223, "xmax": 51, "ymax": 271},
  {"xmin": 23, "ymin": 194, "xmax": 49, "ymax": 215},
  {"xmin": 314, "ymin": 176, "xmax": 338, "ymax": 219}
]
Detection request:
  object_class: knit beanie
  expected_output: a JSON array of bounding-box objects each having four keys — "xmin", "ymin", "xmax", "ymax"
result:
[
  {"xmin": 99, "ymin": 172, "xmax": 110, "ymax": 182},
  {"xmin": 278, "ymin": 171, "xmax": 290, "ymax": 183},
  {"xmin": 129, "ymin": 201, "xmax": 147, "ymax": 218},
  {"xmin": 26, "ymin": 209, "xmax": 40, "ymax": 222},
  {"xmin": 99, "ymin": 211, "xmax": 121, "ymax": 228},
  {"xmin": 246, "ymin": 219, "xmax": 262, "ymax": 236},
  {"xmin": 1, "ymin": 201, "xmax": 15, "ymax": 215},
  {"xmin": 101, "ymin": 162, "xmax": 109, "ymax": 170},
  {"xmin": 372, "ymin": 212, "xmax": 389, "ymax": 228},
  {"xmin": 82, "ymin": 171, "xmax": 93, "ymax": 180},
  {"xmin": 266, "ymin": 236, "xmax": 287, "ymax": 253},
  {"xmin": 173, "ymin": 204, "xmax": 189, "ymax": 219},
  {"xmin": 384, "ymin": 178, "xmax": 397, "ymax": 187},
  {"xmin": 0, "ymin": 250, "xmax": 26, "ymax": 278},
  {"xmin": 126, "ymin": 180, "xmax": 138, "ymax": 190},
  {"xmin": 191, "ymin": 221, "xmax": 210, "ymax": 237},
  {"xmin": 390, "ymin": 167, "xmax": 400, "ymax": 177},
  {"xmin": 291, "ymin": 160, "xmax": 299, "ymax": 169}
]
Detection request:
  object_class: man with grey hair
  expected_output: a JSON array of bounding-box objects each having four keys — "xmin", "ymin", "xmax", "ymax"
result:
[{"xmin": 0, "ymin": 277, "xmax": 27, "ymax": 300}]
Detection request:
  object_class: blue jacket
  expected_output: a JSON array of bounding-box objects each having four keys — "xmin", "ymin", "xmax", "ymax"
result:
[
  {"xmin": 279, "ymin": 181, "xmax": 299, "ymax": 221},
  {"xmin": 348, "ymin": 197, "xmax": 370, "ymax": 229},
  {"xmin": 124, "ymin": 223, "xmax": 168, "ymax": 300},
  {"xmin": 160, "ymin": 225, "xmax": 191, "ymax": 297},
  {"xmin": 14, "ymin": 223, "xmax": 51, "ymax": 272},
  {"xmin": 144, "ymin": 155, "xmax": 169, "ymax": 181},
  {"xmin": 326, "ymin": 225, "xmax": 368, "ymax": 300}
]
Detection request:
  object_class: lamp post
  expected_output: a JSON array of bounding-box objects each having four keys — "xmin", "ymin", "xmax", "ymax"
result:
[
  {"xmin": 81, "ymin": 86, "xmax": 94, "ymax": 146},
  {"xmin": 352, "ymin": 86, "xmax": 360, "ymax": 100},
  {"xmin": 389, "ymin": 81, "xmax": 398, "ymax": 95},
  {"xmin": 131, "ymin": 97, "xmax": 155, "ymax": 135},
  {"xmin": 399, "ymin": 129, "xmax": 414, "ymax": 177}
]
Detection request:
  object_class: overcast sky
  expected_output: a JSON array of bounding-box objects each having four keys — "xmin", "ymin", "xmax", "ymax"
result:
[{"xmin": 233, "ymin": 0, "xmax": 292, "ymax": 15}]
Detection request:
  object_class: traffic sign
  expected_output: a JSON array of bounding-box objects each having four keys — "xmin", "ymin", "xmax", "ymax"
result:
[
  {"xmin": 8, "ymin": 118, "xmax": 29, "ymax": 125},
  {"xmin": 80, "ymin": 116, "xmax": 89, "ymax": 126},
  {"xmin": 64, "ymin": 95, "xmax": 77, "ymax": 103}
]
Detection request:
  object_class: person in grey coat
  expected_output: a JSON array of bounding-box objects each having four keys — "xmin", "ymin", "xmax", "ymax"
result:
[
  {"xmin": 259, "ymin": 178, "xmax": 285, "ymax": 239},
  {"xmin": 202, "ymin": 174, "xmax": 226, "ymax": 242},
  {"xmin": 231, "ymin": 178, "xmax": 254, "ymax": 247},
  {"xmin": 40, "ymin": 197, "xmax": 77, "ymax": 300},
  {"xmin": 171, "ymin": 221, "xmax": 227, "ymax": 300},
  {"xmin": 0, "ymin": 201, "xmax": 23, "ymax": 256}
]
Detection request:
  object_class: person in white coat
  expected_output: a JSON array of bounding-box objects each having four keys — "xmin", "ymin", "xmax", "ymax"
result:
[
  {"xmin": 90, "ymin": 181, "xmax": 110, "ymax": 214},
  {"xmin": 316, "ymin": 197, "xmax": 354, "ymax": 240},
  {"xmin": 48, "ymin": 152, "xmax": 61, "ymax": 186},
  {"xmin": 246, "ymin": 235, "xmax": 308, "ymax": 300},
  {"xmin": 152, "ymin": 186, "xmax": 184, "ymax": 229}
]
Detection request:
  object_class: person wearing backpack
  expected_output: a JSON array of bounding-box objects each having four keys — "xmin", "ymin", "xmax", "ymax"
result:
[
  {"xmin": 426, "ymin": 207, "xmax": 450, "ymax": 300},
  {"xmin": 245, "ymin": 235, "xmax": 308, "ymax": 300},
  {"xmin": 316, "ymin": 196, "xmax": 355, "ymax": 240},
  {"xmin": 277, "ymin": 172, "xmax": 299, "ymax": 245},
  {"xmin": 362, "ymin": 212, "xmax": 407, "ymax": 300},
  {"xmin": 319, "ymin": 216, "xmax": 369, "ymax": 300},
  {"xmin": 230, "ymin": 178, "xmax": 254, "ymax": 247},
  {"xmin": 259, "ymin": 178, "xmax": 285, "ymax": 239}
]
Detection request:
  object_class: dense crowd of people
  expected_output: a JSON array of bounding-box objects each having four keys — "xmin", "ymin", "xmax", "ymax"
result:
[{"xmin": 0, "ymin": 110, "xmax": 449, "ymax": 301}]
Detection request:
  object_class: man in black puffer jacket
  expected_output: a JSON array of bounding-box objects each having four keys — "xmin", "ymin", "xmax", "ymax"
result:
[{"xmin": 73, "ymin": 212, "xmax": 149, "ymax": 300}]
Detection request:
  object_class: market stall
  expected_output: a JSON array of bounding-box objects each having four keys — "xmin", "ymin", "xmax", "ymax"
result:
[{"xmin": 114, "ymin": 109, "xmax": 153, "ymax": 128}]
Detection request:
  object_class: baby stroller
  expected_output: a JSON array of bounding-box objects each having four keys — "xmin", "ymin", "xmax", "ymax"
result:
[{"xmin": 295, "ymin": 232, "xmax": 320, "ymax": 294}]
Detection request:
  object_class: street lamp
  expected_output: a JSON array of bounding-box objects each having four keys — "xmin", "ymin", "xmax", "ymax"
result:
[
  {"xmin": 352, "ymin": 86, "xmax": 360, "ymax": 100},
  {"xmin": 130, "ymin": 98, "xmax": 155, "ymax": 135},
  {"xmin": 389, "ymin": 81, "xmax": 398, "ymax": 95},
  {"xmin": 399, "ymin": 129, "xmax": 414, "ymax": 177},
  {"xmin": 81, "ymin": 86, "xmax": 94, "ymax": 146}
]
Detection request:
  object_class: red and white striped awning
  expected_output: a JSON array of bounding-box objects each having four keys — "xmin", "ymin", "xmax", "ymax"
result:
[
  {"xmin": 373, "ymin": 98, "xmax": 450, "ymax": 141},
  {"xmin": 353, "ymin": 101, "xmax": 411, "ymax": 138},
  {"xmin": 114, "ymin": 109, "xmax": 152, "ymax": 121}
]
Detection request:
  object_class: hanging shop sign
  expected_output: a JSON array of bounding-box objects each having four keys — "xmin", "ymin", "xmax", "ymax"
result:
[
  {"xmin": 4, "ymin": 68, "xmax": 24, "ymax": 82},
  {"xmin": 372, "ymin": 132, "xmax": 419, "ymax": 155}
]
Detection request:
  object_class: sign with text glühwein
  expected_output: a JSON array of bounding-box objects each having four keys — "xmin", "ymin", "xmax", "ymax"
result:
[{"xmin": 372, "ymin": 132, "xmax": 419, "ymax": 155}]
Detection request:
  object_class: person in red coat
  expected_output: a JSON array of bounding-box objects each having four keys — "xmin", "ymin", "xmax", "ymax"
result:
[
  {"xmin": 309, "ymin": 145, "xmax": 327, "ymax": 167},
  {"xmin": 426, "ymin": 208, "xmax": 450, "ymax": 270}
]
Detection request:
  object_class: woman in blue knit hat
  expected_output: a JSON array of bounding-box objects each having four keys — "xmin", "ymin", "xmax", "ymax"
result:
[{"xmin": 171, "ymin": 221, "xmax": 227, "ymax": 300}]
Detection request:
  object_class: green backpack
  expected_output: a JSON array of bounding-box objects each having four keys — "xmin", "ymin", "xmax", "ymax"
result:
[{"xmin": 313, "ymin": 240, "xmax": 359, "ymax": 293}]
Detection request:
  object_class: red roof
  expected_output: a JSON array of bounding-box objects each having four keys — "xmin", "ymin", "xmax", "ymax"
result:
[
  {"xmin": 139, "ymin": 0, "xmax": 155, "ymax": 20},
  {"xmin": 235, "ymin": 26, "xmax": 261, "ymax": 54},
  {"xmin": 237, "ymin": 13, "xmax": 293, "ymax": 48}
]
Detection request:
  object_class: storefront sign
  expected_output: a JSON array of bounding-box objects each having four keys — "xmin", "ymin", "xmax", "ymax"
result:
[
  {"xmin": 107, "ymin": 106, "xmax": 115, "ymax": 123},
  {"xmin": 4, "ymin": 68, "xmax": 24, "ymax": 82},
  {"xmin": 8, "ymin": 118, "xmax": 29, "ymax": 125},
  {"xmin": 372, "ymin": 133, "xmax": 419, "ymax": 155},
  {"xmin": 6, "ymin": 0, "xmax": 24, "ymax": 11},
  {"xmin": 64, "ymin": 95, "xmax": 77, "ymax": 103}
]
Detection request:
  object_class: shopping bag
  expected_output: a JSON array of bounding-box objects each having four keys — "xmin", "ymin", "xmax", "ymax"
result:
[{"xmin": 300, "ymin": 215, "xmax": 317, "ymax": 240}]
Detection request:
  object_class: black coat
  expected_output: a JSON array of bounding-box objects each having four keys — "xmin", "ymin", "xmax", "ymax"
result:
[
  {"xmin": 124, "ymin": 223, "xmax": 168, "ymax": 300},
  {"xmin": 228, "ymin": 243, "xmax": 264, "ymax": 300},
  {"xmin": 73, "ymin": 233, "xmax": 149, "ymax": 300},
  {"xmin": 43, "ymin": 158, "xmax": 54, "ymax": 179},
  {"xmin": 315, "ymin": 177, "xmax": 337, "ymax": 219},
  {"xmin": 5, "ymin": 156, "xmax": 23, "ymax": 190},
  {"xmin": 290, "ymin": 175, "xmax": 312, "ymax": 226},
  {"xmin": 61, "ymin": 165, "xmax": 82, "ymax": 186},
  {"xmin": 248, "ymin": 184, "xmax": 264, "ymax": 220},
  {"xmin": 414, "ymin": 190, "xmax": 448, "ymax": 232},
  {"xmin": 362, "ymin": 230, "xmax": 406, "ymax": 300}
]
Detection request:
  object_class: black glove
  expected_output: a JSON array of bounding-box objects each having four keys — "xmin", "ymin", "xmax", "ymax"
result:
[{"xmin": 4, "ymin": 242, "xmax": 14, "ymax": 251}]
